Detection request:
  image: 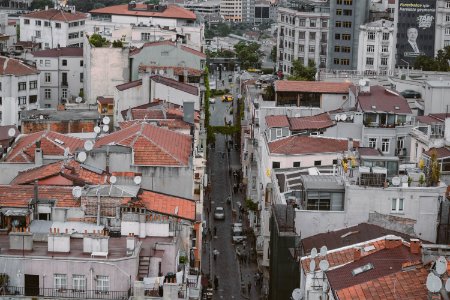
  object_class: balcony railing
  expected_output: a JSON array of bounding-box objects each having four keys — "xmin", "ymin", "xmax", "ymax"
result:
[{"xmin": 1, "ymin": 286, "xmax": 130, "ymax": 299}]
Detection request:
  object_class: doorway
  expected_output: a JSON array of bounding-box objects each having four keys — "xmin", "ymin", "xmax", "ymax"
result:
[{"xmin": 24, "ymin": 274, "xmax": 39, "ymax": 296}]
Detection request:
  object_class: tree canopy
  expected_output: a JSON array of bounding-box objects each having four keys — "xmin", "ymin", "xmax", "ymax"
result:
[
  {"xmin": 288, "ymin": 59, "xmax": 316, "ymax": 81},
  {"xmin": 233, "ymin": 41, "xmax": 261, "ymax": 70},
  {"xmin": 30, "ymin": 0, "xmax": 53, "ymax": 10},
  {"xmin": 413, "ymin": 46, "xmax": 450, "ymax": 71},
  {"xmin": 89, "ymin": 33, "xmax": 108, "ymax": 47},
  {"xmin": 67, "ymin": 0, "xmax": 127, "ymax": 12}
]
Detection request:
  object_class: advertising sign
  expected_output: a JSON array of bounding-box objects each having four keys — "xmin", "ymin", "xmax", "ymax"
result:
[{"xmin": 397, "ymin": 0, "xmax": 436, "ymax": 65}]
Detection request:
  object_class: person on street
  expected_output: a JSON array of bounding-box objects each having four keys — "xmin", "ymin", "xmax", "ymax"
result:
[
  {"xmin": 213, "ymin": 248, "xmax": 219, "ymax": 261},
  {"xmin": 214, "ymin": 276, "xmax": 219, "ymax": 290},
  {"xmin": 247, "ymin": 281, "xmax": 251, "ymax": 295},
  {"xmin": 213, "ymin": 226, "xmax": 217, "ymax": 236}
]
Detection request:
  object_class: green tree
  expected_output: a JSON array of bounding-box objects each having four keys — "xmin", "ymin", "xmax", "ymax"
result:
[
  {"xmin": 89, "ymin": 33, "xmax": 108, "ymax": 47},
  {"xmin": 30, "ymin": 0, "xmax": 53, "ymax": 10},
  {"xmin": 234, "ymin": 41, "xmax": 261, "ymax": 69},
  {"xmin": 112, "ymin": 39, "xmax": 123, "ymax": 48},
  {"xmin": 427, "ymin": 151, "xmax": 441, "ymax": 186},
  {"xmin": 270, "ymin": 45, "xmax": 277, "ymax": 62},
  {"xmin": 413, "ymin": 55, "xmax": 438, "ymax": 71},
  {"xmin": 288, "ymin": 59, "xmax": 316, "ymax": 81},
  {"xmin": 203, "ymin": 68, "xmax": 215, "ymax": 145},
  {"xmin": 435, "ymin": 49, "xmax": 449, "ymax": 71}
]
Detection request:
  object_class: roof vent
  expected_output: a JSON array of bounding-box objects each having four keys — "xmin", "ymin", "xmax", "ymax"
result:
[
  {"xmin": 351, "ymin": 263, "xmax": 374, "ymax": 276},
  {"xmin": 54, "ymin": 138, "xmax": 64, "ymax": 145}
]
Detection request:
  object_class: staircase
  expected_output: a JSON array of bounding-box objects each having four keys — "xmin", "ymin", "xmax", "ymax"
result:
[{"xmin": 138, "ymin": 256, "xmax": 150, "ymax": 280}]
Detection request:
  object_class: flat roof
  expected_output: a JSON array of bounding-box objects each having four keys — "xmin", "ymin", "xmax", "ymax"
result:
[
  {"xmin": 21, "ymin": 110, "xmax": 100, "ymax": 121},
  {"xmin": 301, "ymin": 175, "xmax": 345, "ymax": 190}
]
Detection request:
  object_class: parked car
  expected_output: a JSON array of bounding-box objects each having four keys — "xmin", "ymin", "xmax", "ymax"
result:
[
  {"xmin": 214, "ymin": 207, "xmax": 225, "ymax": 220},
  {"xmin": 222, "ymin": 94, "xmax": 233, "ymax": 102},
  {"xmin": 232, "ymin": 235, "xmax": 247, "ymax": 244}
]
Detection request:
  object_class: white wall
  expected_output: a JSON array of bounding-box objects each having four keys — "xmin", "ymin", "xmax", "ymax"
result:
[
  {"xmin": 150, "ymin": 80, "xmax": 199, "ymax": 110},
  {"xmin": 113, "ymin": 84, "xmax": 145, "ymax": 127},
  {"xmin": 269, "ymin": 152, "xmax": 340, "ymax": 169},
  {"xmin": 121, "ymin": 221, "xmax": 170, "ymax": 237}
]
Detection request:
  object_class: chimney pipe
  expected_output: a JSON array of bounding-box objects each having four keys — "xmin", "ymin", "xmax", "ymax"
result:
[
  {"xmin": 385, "ymin": 236, "xmax": 403, "ymax": 249},
  {"xmin": 410, "ymin": 238, "xmax": 421, "ymax": 254},
  {"xmin": 354, "ymin": 247, "xmax": 361, "ymax": 261}
]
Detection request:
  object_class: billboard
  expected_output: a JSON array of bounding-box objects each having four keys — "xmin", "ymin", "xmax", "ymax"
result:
[{"xmin": 397, "ymin": 0, "xmax": 436, "ymax": 66}]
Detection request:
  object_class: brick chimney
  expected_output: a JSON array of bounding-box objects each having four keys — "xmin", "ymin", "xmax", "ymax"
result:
[
  {"xmin": 410, "ymin": 238, "xmax": 421, "ymax": 254},
  {"xmin": 354, "ymin": 247, "xmax": 361, "ymax": 261},
  {"xmin": 385, "ymin": 236, "xmax": 403, "ymax": 249}
]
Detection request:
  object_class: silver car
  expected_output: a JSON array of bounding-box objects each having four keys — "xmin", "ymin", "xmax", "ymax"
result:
[{"xmin": 214, "ymin": 207, "xmax": 225, "ymax": 220}]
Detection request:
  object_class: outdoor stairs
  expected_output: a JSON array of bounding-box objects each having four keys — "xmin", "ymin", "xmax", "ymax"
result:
[{"xmin": 138, "ymin": 255, "xmax": 151, "ymax": 280}]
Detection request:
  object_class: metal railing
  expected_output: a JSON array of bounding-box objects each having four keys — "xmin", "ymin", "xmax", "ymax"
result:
[{"xmin": 1, "ymin": 286, "xmax": 130, "ymax": 299}]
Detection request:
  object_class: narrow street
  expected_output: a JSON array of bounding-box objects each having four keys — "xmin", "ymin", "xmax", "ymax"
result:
[{"xmin": 202, "ymin": 77, "xmax": 262, "ymax": 299}]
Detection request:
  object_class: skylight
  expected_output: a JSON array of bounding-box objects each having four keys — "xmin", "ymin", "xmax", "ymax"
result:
[{"xmin": 351, "ymin": 263, "xmax": 374, "ymax": 276}]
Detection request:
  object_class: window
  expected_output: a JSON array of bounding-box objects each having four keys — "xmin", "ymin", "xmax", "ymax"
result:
[
  {"xmin": 314, "ymin": 160, "xmax": 321, "ymax": 166},
  {"xmin": 447, "ymin": 1, "xmax": 450, "ymax": 8},
  {"xmin": 30, "ymin": 80, "xmax": 37, "ymax": 89},
  {"xmin": 293, "ymin": 162, "xmax": 300, "ymax": 168},
  {"xmin": 73, "ymin": 275, "xmax": 86, "ymax": 292},
  {"xmin": 45, "ymin": 60, "xmax": 50, "ymax": 67},
  {"xmin": 335, "ymin": 33, "xmax": 341, "ymax": 40},
  {"xmin": 343, "ymin": 0, "xmax": 352, "ymax": 4},
  {"xmin": 272, "ymin": 161, "xmax": 280, "ymax": 169},
  {"xmin": 381, "ymin": 138, "xmax": 390, "ymax": 153},
  {"xmin": 343, "ymin": 21, "xmax": 352, "ymax": 28},
  {"xmin": 55, "ymin": 22, "xmax": 61, "ymax": 28},
  {"xmin": 382, "ymin": 46, "xmax": 389, "ymax": 52},
  {"xmin": 299, "ymin": 18, "xmax": 305, "ymax": 26},
  {"xmin": 382, "ymin": 32, "xmax": 390, "ymax": 40},
  {"xmin": 44, "ymin": 21, "xmax": 50, "ymax": 27},
  {"xmin": 54, "ymin": 274, "xmax": 67, "ymax": 290},
  {"xmin": 161, "ymin": 51, "xmax": 169, "ymax": 56},
  {"xmin": 309, "ymin": 32, "xmax": 316, "ymax": 40},
  {"xmin": 80, "ymin": 60, "xmax": 83, "ymax": 67},
  {"xmin": 368, "ymin": 32, "xmax": 375, "ymax": 40},
  {"xmin": 333, "ymin": 159, "xmax": 338, "ymax": 165},
  {"xmin": 368, "ymin": 137, "xmax": 377, "ymax": 148},
  {"xmin": 62, "ymin": 89, "xmax": 67, "ymax": 99},
  {"xmin": 141, "ymin": 32, "xmax": 151, "ymax": 40},
  {"xmin": 343, "ymin": 9, "xmax": 352, "ymax": 16},
  {"xmin": 35, "ymin": 20, "xmax": 41, "ymax": 26},
  {"xmin": 341, "ymin": 46, "xmax": 351, "ymax": 53},
  {"xmin": 44, "ymin": 43, "xmax": 49, "ymax": 49},
  {"xmin": 18, "ymin": 82, "xmax": 26, "ymax": 91},
  {"xmin": 336, "ymin": 9, "xmax": 342, "ymax": 15},
  {"xmin": 391, "ymin": 198, "xmax": 404, "ymax": 213},
  {"xmin": 45, "ymin": 89, "xmax": 51, "ymax": 99},
  {"xmin": 69, "ymin": 21, "xmax": 79, "ymax": 28},
  {"xmin": 299, "ymin": 31, "xmax": 305, "ymax": 39},
  {"xmin": 24, "ymin": 19, "xmax": 30, "ymax": 25},
  {"xmin": 397, "ymin": 136, "xmax": 405, "ymax": 150},
  {"xmin": 62, "ymin": 60, "xmax": 67, "ymax": 66},
  {"xmin": 447, "ymin": 15, "xmax": 450, "ymax": 22},
  {"xmin": 18, "ymin": 96, "xmax": 26, "ymax": 105},
  {"xmin": 80, "ymin": 72, "xmax": 84, "ymax": 83},
  {"xmin": 45, "ymin": 72, "xmax": 51, "ymax": 83},
  {"xmin": 0, "ymin": 97, "xmax": 2, "ymax": 105},
  {"xmin": 342, "ymin": 34, "xmax": 351, "ymax": 40},
  {"xmin": 310, "ymin": 19, "xmax": 316, "ymax": 27},
  {"xmin": 298, "ymin": 44, "xmax": 304, "ymax": 52},
  {"xmin": 321, "ymin": 19, "xmax": 328, "ymax": 28},
  {"xmin": 96, "ymin": 275, "xmax": 109, "ymax": 292},
  {"xmin": 309, "ymin": 45, "xmax": 315, "ymax": 53},
  {"xmin": 367, "ymin": 45, "xmax": 374, "ymax": 53},
  {"xmin": 275, "ymin": 128, "xmax": 282, "ymax": 138},
  {"xmin": 381, "ymin": 57, "xmax": 388, "ymax": 66},
  {"xmin": 340, "ymin": 59, "xmax": 350, "ymax": 65},
  {"xmin": 335, "ymin": 21, "xmax": 342, "ymax": 27},
  {"xmin": 334, "ymin": 58, "xmax": 340, "ymax": 64},
  {"xmin": 366, "ymin": 57, "xmax": 374, "ymax": 65},
  {"xmin": 29, "ymin": 95, "xmax": 37, "ymax": 103},
  {"xmin": 68, "ymin": 32, "xmax": 79, "ymax": 39},
  {"xmin": 35, "ymin": 30, "xmax": 41, "ymax": 38},
  {"xmin": 44, "ymin": 104, "xmax": 51, "ymax": 108}
]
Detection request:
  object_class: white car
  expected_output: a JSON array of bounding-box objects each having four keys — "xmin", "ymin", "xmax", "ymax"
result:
[
  {"xmin": 214, "ymin": 207, "xmax": 225, "ymax": 220},
  {"xmin": 209, "ymin": 98, "xmax": 215, "ymax": 104}
]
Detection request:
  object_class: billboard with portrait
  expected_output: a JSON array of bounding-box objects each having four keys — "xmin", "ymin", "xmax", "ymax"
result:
[{"xmin": 397, "ymin": 0, "xmax": 436, "ymax": 66}]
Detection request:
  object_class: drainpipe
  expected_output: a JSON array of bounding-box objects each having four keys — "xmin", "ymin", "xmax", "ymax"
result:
[{"xmin": 97, "ymin": 190, "xmax": 101, "ymax": 226}]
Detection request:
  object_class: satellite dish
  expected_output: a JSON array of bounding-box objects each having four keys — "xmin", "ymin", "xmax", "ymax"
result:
[
  {"xmin": 445, "ymin": 278, "xmax": 450, "ymax": 292},
  {"xmin": 102, "ymin": 125, "xmax": 109, "ymax": 133},
  {"xmin": 392, "ymin": 177, "xmax": 400, "ymax": 186},
  {"xmin": 319, "ymin": 260, "xmax": 330, "ymax": 272},
  {"xmin": 359, "ymin": 79, "xmax": 367, "ymax": 86},
  {"xmin": 110, "ymin": 175, "xmax": 117, "ymax": 184},
  {"xmin": 7, "ymin": 128, "xmax": 15, "ymax": 137},
  {"xmin": 291, "ymin": 288, "xmax": 303, "ymax": 300},
  {"xmin": 63, "ymin": 147, "xmax": 70, "ymax": 157},
  {"xmin": 84, "ymin": 140, "xmax": 94, "ymax": 151},
  {"xmin": 320, "ymin": 246, "xmax": 328, "ymax": 257},
  {"xmin": 309, "ymin": 260, "xmax": 316, "ymax": 272},
  {"xmin": 94, "ymin": 126, "xmax": 101, "ymax": 134},
  {"xmin": 77, "ymin": 151, "xmax": 87, "ymax": 162},
  {"xmin": 334, "ymin": 114, "xmax": 339, "ymax": 121},
  {"xmin": 72, "ymin": 186, "xmax": 82, "ymax": 198},
  {"xmin": 426, "ymin": 273, "xmax": 442, "ymax": 293},
  {"xmin": 436, "ymin": 256, "xmax": 448, "ymax": 275},
  {"xmin": 311, "ymin": 248, "xmax": 318, "ymax": 259},
  {"xmin": 401, "ymin": 175, "xmax": 409, "ymax": 183},
  {"xmin": 75, "ymin": 97, "xmax": 83, "ymax": 103},
  {"xmin": 349, "ymin": 115, "xmax": 354, "ymax": 121},
  {"xmin": 340, "ymin": 114, "xmax": 347, "ymax": 121},
  {"xmin": 159, "ymin": 69, "xmax": 164, "ymax": 75},
  {"xmin": 103, "ymin": 116, "xmax": 110, "ymax": 125},
  {"xmin": 133, "ymin": 176, "xmax": 142, "ymax": 185}
]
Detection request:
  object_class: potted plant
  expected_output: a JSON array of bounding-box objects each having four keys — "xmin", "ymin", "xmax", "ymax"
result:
[{"xmin": 419, "ymin": 174, "xmax": 425, "ymax": 186}]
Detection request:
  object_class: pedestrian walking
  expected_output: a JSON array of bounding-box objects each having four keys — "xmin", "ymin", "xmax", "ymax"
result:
[
  {"xmin": 247, "ymin": 281, "xmax": 251, "ymax": 294},
  {"xmin": 213, "ymin": 226, "xmax": 217, "ymax": 236},
  {"xmin": 213, "ymin": 248, "xmax": 219, "ymax": 261},
  {"xmin": 214, "ymin": 276, "xmax": 219, "ymax": 290}
]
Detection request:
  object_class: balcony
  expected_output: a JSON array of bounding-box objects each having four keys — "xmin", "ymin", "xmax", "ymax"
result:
[
  {"xmin": 1, "ymin": 287, "xmax": 130, "ymax": 299},
  {"xmin": 61, "ymin": 81, "xmax": 68, "ymax": 87}
]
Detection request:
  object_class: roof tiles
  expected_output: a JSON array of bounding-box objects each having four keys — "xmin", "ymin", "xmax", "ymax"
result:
[
  {"xmin": 0, "ymin": 185, "xmax": 79, "ymax": 207},
  {"xmin": 89, "ymin": 4, "xmax": 196, "ymax": 20},
  {"xmin": 22, "ymin": 9, "xmax": 87, "ymax": 22},
  {"xmin": 130, "ymin": 40, "xmax": 205, "ymax": 58},
  {"xmin": 0, "ymin": 56, "xmax": 38, "ymax": 76},
  {"xmin": 275, "ymin": 80, "xmax": 351, "ymax": 94},
  {"xmin": 289, "ymin": 113, "xmax": 334, "ymax": 131},
  {"xmin": 265, "ymin": 115, "xmax": 289, "ymax": 128},
  {"xmin": 268, "ymin": 136, "xmax": 355, "ymax": 155},
  {"xmin": 354, "ymin": 85, "xmax": 412, "ymax": 114},
  {"xmin": 31, "ymin": 47, "xmax": 83, "ymax": 58},
  {"xmin": 151, "ymin": 75, "xmax": 199, "ymax": 95},
  {"xmin": 423, "ymin": 147, "xmax": 450, "ymax": 159}
]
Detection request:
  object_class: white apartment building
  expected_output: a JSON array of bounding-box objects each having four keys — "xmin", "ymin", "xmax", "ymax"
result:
[
  {"xmin": 19, "ymin": 8, "xmax": 87, "ymax": 49},
  {"xmin": 87, "ymin": 3, "xmax": 203, "ymax": 51},
  {"xmin": 357, "ymin": 19, "xmax": 395, "ymax": 75},
  {"xmin": 0, "ymin": 56, "xmax": 39, "ymax": 126},
  {"xmin": 220, "ymin": 0, "xmax": 242, "ymax": 22},
  {"xmin": 276, "ymin": 7, "xmax": 329, "ymax": 75},
  {"xmin": 435, "ymin": 0, "xmax": 450, "ymax": 51},
  {"xmin": 31, "ymin": 47, "xmax": 84, "ymax": 108}
]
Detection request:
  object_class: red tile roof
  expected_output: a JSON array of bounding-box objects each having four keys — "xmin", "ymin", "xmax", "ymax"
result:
[
  {"xmin": 429, "ymin": 113, "xmax": 450, "ymax": 121},
  {"xmin": 335, "ymin": 267, "xmax": 428, "ymax": 300},
  {"xmin": 275, "ymin": 80, "xmax": 351, "ymax": 94},
  {"xmin": 124, "ymin": 190, "xmax": 195, "ymax": 221},
  {"xmin": 22, "ymin": 9, "xmax": 87, "ymax": 22},
  {"xmin": 4, "ymin": 131, "xmax": 84, "ymax": 163},
  {"xmin": 139, "ymin": 65, "xmax": 203, "ymax": 77},
  {"xmin": 0, "ymin": 185, "xmax": 79, "ymax": 207},
  {"xmin": 0, "ymin": 125, "xmax": 19, "ymax": 141},
  {"xmin": 130, "ymin": 40, "xmax": 206, "ymax": 58},
  {"xmin": 265, "ymin": 115, "xmax": 289, "ymax": 128},
  {"xmin": 354, "ymin": 85, "xmax": 412, "ymax": 114},
  {"xmin": 116, "ymin": 79, "xmax": 142, "ymax": 91},
  {"xmin": 327, "ymin": 245, "xmax": 421, "ymax": 291},
  {"xmin": 130, "ymin": 109, "xmax": 165, "ymax": 120},
  {"xmin": 89, "ymin": 4, "xmax": 196, "ymax": 20},
  {"xmin": 119, "ymin": 119, "xmax": 191, "ymax": 130},
  {"xmin": 151, "ymin": 75, "xmax": 199, "ymax": 95},
  {"xmin": 31, "ymin": 47, "xmax": 83, "ymax": 58},
  {"xmin": 0, "ymin": 57, "xmax": 38, "ymax": 76},
  {"xmin": 95, "ymin": 122, "xmax": 192, "ymax": 166},
  {"xmin": 11, "ymin": 159, "xmax": 108, "ymax": 185},
  {"xmin": 423, "ymin": 147, "xmax": 450, "ymax": 159},
  {"xmin": 268, "ymin": 136, "xmax": 354, "ymax": 155},
  {"xmin": 289, "ymin": 113, "xmax": 334, "ymax": 131},
  {"xmin": 416, "ymin": 115, "xmax": 443, "ymax": 125},
  {"xmin": 97, "ymin": 96, "xmax": 113, "ymax": 105}
]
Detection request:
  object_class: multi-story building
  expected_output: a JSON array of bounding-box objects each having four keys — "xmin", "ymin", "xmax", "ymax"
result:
[
  {"xmin": 327, "ymin": 0, "xmax": 370, "ymax": 70},
  {"xmin": 0, "ymin": 56, "xmax": 39, "ymax": 126},
  {"xmin": 357, "ymin": 19, "xmax": 395, "ymax": 75},
  {"xmin": 19, "ymin": 8, "xmax": 87, "ymax": 49},
  {"xmin": 276, "ymin": 6, "xmax": 329, "ymax": 75},
  {"xmin": 220, "ymin": 0, "xmax": 242, "ymax": 22},
  {"xmin": 435, "ymin": 0, "xmax": 450, "ymax": 51},
  {"xmin": 31, "ymin": 47, "xmax": 84, "ymax": 109},
  {"xmin": 184, "ymin": 0, "xmax": 221, "ymax": 16}
]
